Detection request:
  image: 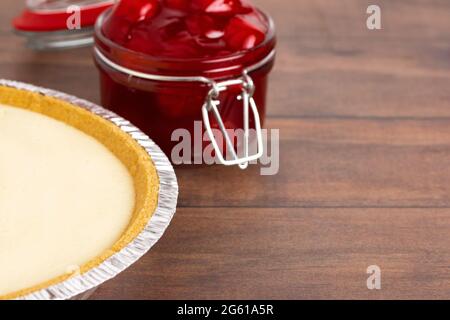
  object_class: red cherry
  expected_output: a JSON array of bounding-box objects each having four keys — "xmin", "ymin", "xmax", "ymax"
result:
[
  {"xmin": 102, "ymin": 16, "xmax": 132, "ymax": 44},
  {"xmin": 113, "ymin": 0, "xmax": 160, "ymax": 22},
  {"xmin": 186, "ymin": 14, "xmax": 212, "ymax": 35},
  {"xmin": 191, "ymin": 0, "xmax": 252, "ymax": 15},
  {"xmin": 161, "ymin": 19, "xmax": 185, "ymax": 37},
  {"xmin": 185, "ymin": 14, "xmax": 225, "ymax": 38},
  {"xmin": 224, "ymin": 12, "xmax": 266, "ymax": 50},
  {"xmin": 162, "ymin": 32, "xmax": 202, "ymax": 58},
  {"xmin": 102, "ymin": 0, "xmax": 267, "ymax": 59},
  {"xmin": 125, "ymin": 20, "xmax": 162, "ymax": 54},
  {"xmin": 164, "ymin": 0, "xmax": 190, "ymax": 11}
]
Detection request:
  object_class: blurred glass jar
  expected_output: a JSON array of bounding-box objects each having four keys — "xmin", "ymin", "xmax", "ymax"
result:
[{"xmin": 13, "ymin": 0, "xmax": 113, "ymax": 50}]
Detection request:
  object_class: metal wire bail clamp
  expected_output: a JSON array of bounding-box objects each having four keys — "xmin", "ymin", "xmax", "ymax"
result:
[
  {"xmin": 201, "ymin": 71, "xmax": 264, "ymax": 169},
  {"xmin": 94, "ymin": 47, "xmax": 275, "ymax": 169}
]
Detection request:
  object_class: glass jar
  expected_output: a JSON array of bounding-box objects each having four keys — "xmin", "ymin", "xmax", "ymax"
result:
[
  {"xmin": 94, "ymin": 3, "xmax": 276, "ymax": 168},
  {"xmin": 13, "ymin": 0, "xmax": 113, "ymax": 50}
]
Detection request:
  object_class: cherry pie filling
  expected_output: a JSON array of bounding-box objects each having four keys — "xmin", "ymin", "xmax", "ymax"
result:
[{"xmin": 95, "ymin": 0, "xmax": 275, "ymax": 159}]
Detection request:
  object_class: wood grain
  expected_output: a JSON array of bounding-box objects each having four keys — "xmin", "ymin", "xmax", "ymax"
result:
[
  {"xmin": 1, "ymin": 0, "xmax": 450, "ymax": 299},
  {"xmin": 91, "ymin": 207, "xmax": 450, "ymax": 300},
  {"xmin": 177, "ymin": 117, "xmax": 450, "ymax": 208}
]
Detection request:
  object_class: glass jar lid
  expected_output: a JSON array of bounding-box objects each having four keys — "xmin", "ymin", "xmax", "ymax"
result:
[{"xmin": 13, "ymin": 0, "xmax": 114, "ymax": 50}]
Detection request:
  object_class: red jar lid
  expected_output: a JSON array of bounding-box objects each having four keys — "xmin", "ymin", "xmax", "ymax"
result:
[{"xmin": 13, "ymin": 0, "xmax": 114, "ymax": 32}]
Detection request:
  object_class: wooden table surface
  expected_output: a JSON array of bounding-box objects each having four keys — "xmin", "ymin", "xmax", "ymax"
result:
[{"xmin": 2, "ymin": 0, "xmax": 450, "ymax": 300}]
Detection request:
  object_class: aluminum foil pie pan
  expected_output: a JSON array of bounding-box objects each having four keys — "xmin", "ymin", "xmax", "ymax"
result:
[{"xmin": 0, "ymin": 79, "xmax": 179, "ymax": 300}]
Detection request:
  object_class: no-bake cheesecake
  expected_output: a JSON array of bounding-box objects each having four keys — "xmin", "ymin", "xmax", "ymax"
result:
[{"xmin": 0, "ymin": 84, "xmax": 159, "ymax": 299}]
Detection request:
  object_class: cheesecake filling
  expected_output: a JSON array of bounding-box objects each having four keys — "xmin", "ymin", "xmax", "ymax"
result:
[{"xmin": 0, "ymin": 103, "xmax": 135, "ymax": 296}]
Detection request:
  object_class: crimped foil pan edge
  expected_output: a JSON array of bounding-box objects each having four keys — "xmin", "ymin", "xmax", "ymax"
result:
[{"xmin": 0, "ymin": 79, "xmax": 179, "ymax": 300}]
